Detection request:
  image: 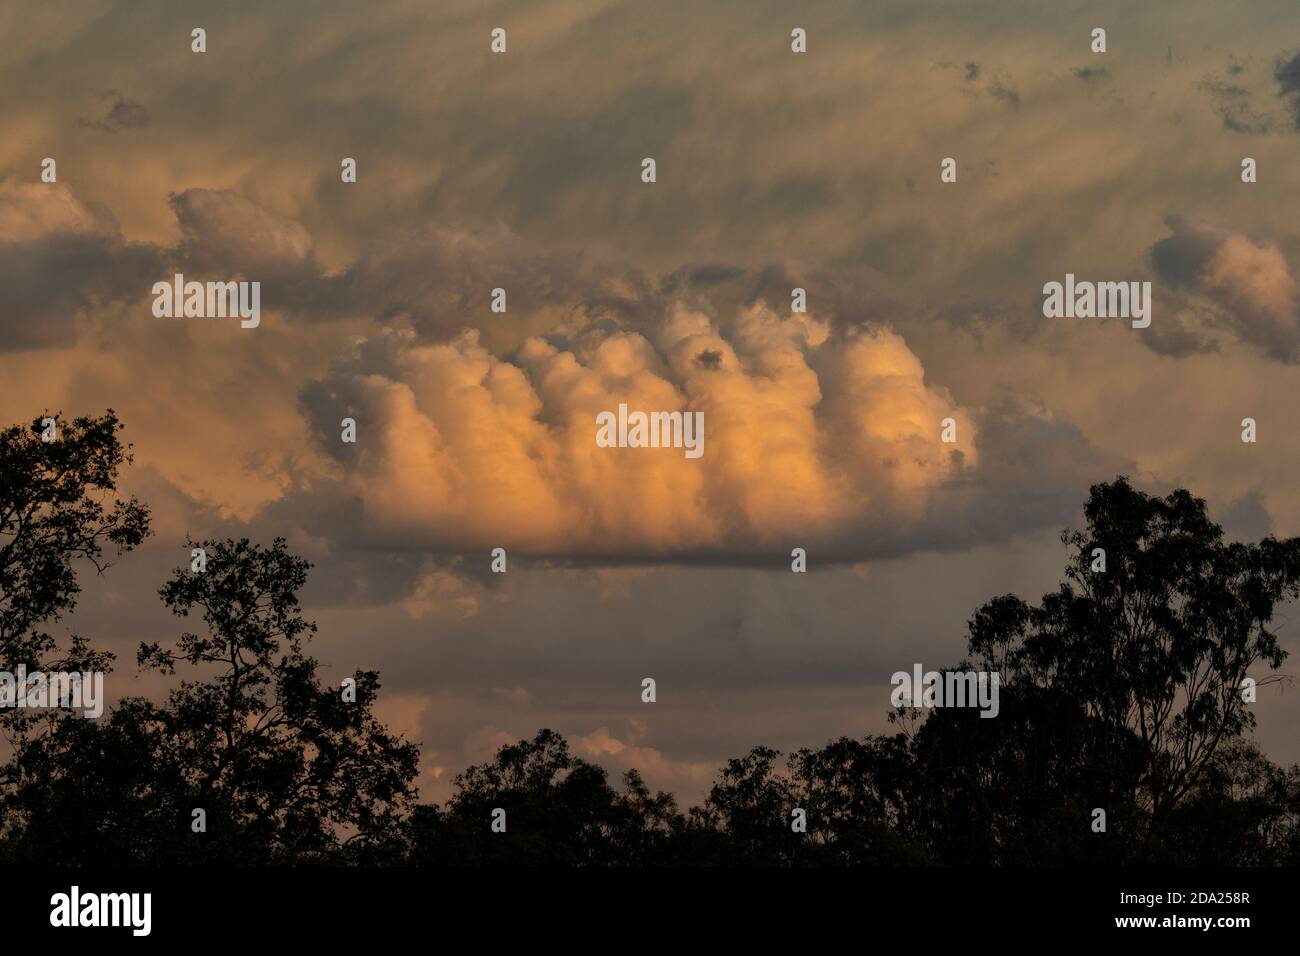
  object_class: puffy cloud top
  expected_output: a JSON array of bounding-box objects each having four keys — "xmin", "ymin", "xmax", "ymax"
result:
[{"xmin": 299, "ymin": 304, "xmax": 976, "ymax": 558}]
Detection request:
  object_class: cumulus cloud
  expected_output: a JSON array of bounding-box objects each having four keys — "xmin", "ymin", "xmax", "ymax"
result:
[
  {"xmin": 0, "ymin": 180, "xmax": 1124, "ymax": 575},
  {"xmin": 294, "ymin": 303, "xmax": 976, "ymax": 560},
  {"xmin": 0, "ymin": 184, "xmax": 327, "ymax": 349},
  {"xmin": 1151, "ymin": 216, "xmax": 1300, "ymax": 361}
]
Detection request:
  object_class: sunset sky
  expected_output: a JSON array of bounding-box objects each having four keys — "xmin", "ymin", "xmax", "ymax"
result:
[{"xmin": 4, "ymin": 0, "xmax": 1300, "ymax": 806}]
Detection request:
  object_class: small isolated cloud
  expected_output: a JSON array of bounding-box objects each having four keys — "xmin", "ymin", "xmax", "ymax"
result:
[{"xmin": 1195, "ymin": 52, "xmax": 1300, "ymax": 134}]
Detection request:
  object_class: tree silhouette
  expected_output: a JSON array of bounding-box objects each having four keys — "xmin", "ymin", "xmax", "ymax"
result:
[
  {"xmin": 404, "ymin": 478, "xmax": 1300, "ymax": 866},
  {"xmin": 0, "ymin": 411, "xmax": 1296, "ymax": 867},
  {"xmin": 962, "ymin": 478, "xmax": 1298, "ymax": 851},
  {"xmin": 899, "ymin": 680, "xmax": 1142, "ymax": 864},
  {"xmin": 409, "ymin": 729, "xmax": 683, "ymax": 865},
  {"xmin": 785, "ymin": 735, "xmax": 927, "ymax": 864},
  {"xmin": 686, "ymin": 745, "xmax": 801, "ymax": 864},
  {"xmin": 5, "ymin": 537, "xmax": 419, "ymax": 864},
  {"xmin": 1151, "ymin": 738, "xmax": 1300, "ymax": 865},
  {"xmin": 139, "ymin": 537, "xmax": 420, "ymax": 862},
  {"xmin": 0, "ymin": 411, "xmax": 150, "ymax": 847},
  {"xmin": 0, "ymin": 410, "xmax": 149, "ymax": 678}
]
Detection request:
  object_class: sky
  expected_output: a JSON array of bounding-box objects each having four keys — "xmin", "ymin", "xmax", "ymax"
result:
[{"xmin": 3, "ymin": 0, "xmax": 1300, "ymax": 806}]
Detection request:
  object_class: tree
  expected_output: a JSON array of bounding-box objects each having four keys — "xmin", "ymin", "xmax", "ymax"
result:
[
  {"xmin": 0, "ymin": 409, "xmax": 149, "ymax": 677},
  {"xmin": 788, "ymin": 735, "xmax": 928, "ymax": 864},
  {"xmin": 131, "ymin": 537, "xmax": 420, "ymax": 863},
  {"xmin": 5, "ymin": 537, "xmax": 421, "ymax": 864},
  {"xmin": 685, "ymin": 746, "xmax": 799, "ymax": 864},
  {"xmin": 410, "ymin": 729, "xmax": 683, "ymax": 865},
  {"xmin": 900, "ymin": 680, "xmax": 1142, "ymax": 864},
  {"xmin": 906, "ymin": 476, "xmax": 1300, "ymax": 861},
  {"xmin": 681, "ymin": 738, "xmax": 927, "ymax": 865},
  {"xmin": 0, "ymin": 410, "xmax": 150, "ymax": 844},
  {"xmin": 1152, "ymin": 738, "xmax": 1299, "ymax": 865},
  {"xmin": 5, "ymin": 441, "xmax": 1298, "ymax": 866}
]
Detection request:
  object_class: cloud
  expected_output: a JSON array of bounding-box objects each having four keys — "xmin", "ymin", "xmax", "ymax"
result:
[
  {"xmin": 170, "ymin": 188, "xmax": 315, "ymax": 276},
  {"xmin": 0, "ymin": 180, "xmax": 117, "ymax": 240},
  {"xmin": 77, "ymin": 91, "xmax": 150, "ymax": 132},
  {"xmin": 10, "ymin": 0, "xmax": 1300, "ymax": 795},
  {"xmin": 987, "ymin": 76, "xmax": 1021, "ymax": 109},
  {"xmin": 1151, "ymin": 216, "xmax": 1300, "ymax": 361},
  {"xmin": 1193, "ymin": 51, "xmax": 1300, "ymax": 133},
  {"xmin": 574, "ymin": 726, "xmax": 716, "ymax": 796},
  {"xmin": 285, "ymin": 270, "xmax": 1123, "ymax": 568},
  {"xmin": 1215, "ymin": 489, "xmax": 1274, "ymax": 542},
  {"xmin": 0, "ymin": 180, "xmax": 163, "ymax": 348},
  {"xmin": 0, "ymin": 176, "xmax": 1125, "ymax": 581},
  {"xmin": 1072, "ymin": 66, "xmax": 1109, "ymax": 85},
  {"xmin": 293, "ymin": 305, "xmax": 977, "ymax": 560},
  {"xmin": 0, "ymin": 182, "xmax": 1104, "ymax": 571},
  {"xmin": 1274, "ymin": 50, "xmax": 1300, "ymax": 127},
  {"xmin": 1198, "ymin": 76, "xmax": 1276, "ymax": 133}
]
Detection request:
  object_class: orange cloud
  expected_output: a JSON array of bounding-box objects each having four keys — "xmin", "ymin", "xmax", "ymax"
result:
[{"xmin": 302, "ymin": 303, "xmax": 976, "ymax": 557}]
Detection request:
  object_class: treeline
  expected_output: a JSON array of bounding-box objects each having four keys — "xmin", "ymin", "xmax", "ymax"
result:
[{"xmin": 1, "ymin": 412, "xmax": 1298, "ymax": 866}]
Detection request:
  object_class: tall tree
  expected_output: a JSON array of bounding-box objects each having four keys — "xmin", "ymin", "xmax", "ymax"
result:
[
  {"xmin": 0, "ymin": 410, "xmax": 149, "ymax": 676},
  {"xmin": 915, "ymin": 476, "xmax": 1300, "ymax": 860},
  {"xmin": 132, "ymin": 537, "xmax": 420, "ymax": 863},
  {"xmin": 0, "ymin": 410, "xmax": 150, "ymax": 844},
  {"xmin": 6, "ymin": 537, "xmax": 420, "ymax": 865}
]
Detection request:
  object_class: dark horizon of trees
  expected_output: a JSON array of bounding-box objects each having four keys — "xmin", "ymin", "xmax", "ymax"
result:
[{"xmin": 1, "ymin": 410, "xmax": 1298, "ymax": 866}]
